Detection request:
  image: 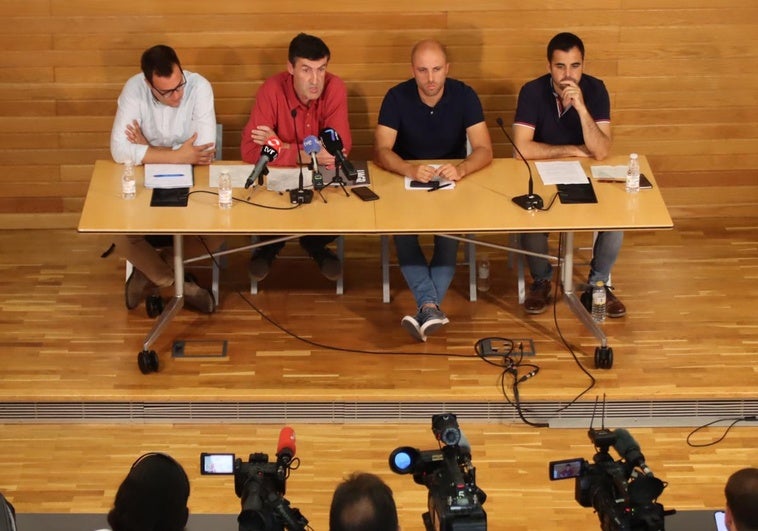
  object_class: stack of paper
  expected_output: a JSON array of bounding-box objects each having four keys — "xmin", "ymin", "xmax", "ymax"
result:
[{"xmin": 144, "ymin": 164, "xmax": 193, "ymax": 189}]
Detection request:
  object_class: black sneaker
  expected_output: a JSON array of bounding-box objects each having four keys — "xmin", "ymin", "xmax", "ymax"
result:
[
  {"xmin": 401, "ymin": 314, "xmax": 425, "ymax": 342},
  {"xmin": 418, "ymin": 306, "xmax": 449, "ymax": 337}
]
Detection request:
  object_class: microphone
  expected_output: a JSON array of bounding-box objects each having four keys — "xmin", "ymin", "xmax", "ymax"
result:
[
  {"xmin": 319, "ymin": 127, "xmax": 358, "ymax": 180},
  {"xmin": 289, "ymin": 109, "xmax": 313, "ymax": 204},
  {"xmin": 276, "ymin": 426, "xmax": 296, "ymax": 465},
  {"xmin": 613, "ymin": 428, "xmax": 654, "ymax": 476},
  {"xmin": 245, "ymin": 137, "xmax": 281, "ymax": 189},
  {"xmin": 303, "ymin": 135, "xmax": 324, "ymax": 190},
  {"xmin": 495, "ymin": 117, "xmax": 543, "ymax": 210}
]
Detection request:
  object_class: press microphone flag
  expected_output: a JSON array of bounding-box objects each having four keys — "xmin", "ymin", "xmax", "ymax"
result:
[
  {"xmin": 245, "ymin": 137, "xmax": 281, "ymax": 189},
  {"xmin": 303, "ymin": 135, "xmax": 321, "ymax": 172}
]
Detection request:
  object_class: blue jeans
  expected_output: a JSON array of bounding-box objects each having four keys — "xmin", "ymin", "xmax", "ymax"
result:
[
  {"xmin": 520, "ymin": 231, "xmax": 623, "ymax": 284},
  {"xmin": 394, "ymin": 235, "xmax": 459, "ymax": 308}
]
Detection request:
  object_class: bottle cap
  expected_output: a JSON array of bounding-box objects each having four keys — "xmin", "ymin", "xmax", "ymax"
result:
[{"xmin": 630, "ymin": 153, "xmax": 638, "ymax": 159}]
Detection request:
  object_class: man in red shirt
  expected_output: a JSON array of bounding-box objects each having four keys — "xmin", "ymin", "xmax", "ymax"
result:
[{"xmin": 241, "ymin": 33, "xmax": 352, "ymax": 281}]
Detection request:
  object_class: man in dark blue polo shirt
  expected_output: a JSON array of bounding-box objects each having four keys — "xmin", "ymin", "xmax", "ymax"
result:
[
  {"xmin": 513, "ymin": 32, "xmax": 626, "ymax": 318},
  {"xmin": 374, "ymin": 39, "xmax": 493, "ymax": 342}
]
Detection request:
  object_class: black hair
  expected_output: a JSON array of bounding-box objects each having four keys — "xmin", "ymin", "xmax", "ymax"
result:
[
  {"xmin": 329, "ymin": 473, "xmax": 398, "ymax": 531},
  {"xmin": 107, "ymin": 452, "xmax": 190, "ymax": 531},
  {"xmin": 140, "ymin": 45, "xmax": 182, "ymax": 82},
  {"xmin": 725, "ymin": 467, "xmax": 758, "ymax": 531},
  {"xmin": 547, "ymin": 32, "xmax": 585, "ymax": 62},
  {"xmin": 288, "ymin": 33, "xmax": 330, "ymax": 65}
]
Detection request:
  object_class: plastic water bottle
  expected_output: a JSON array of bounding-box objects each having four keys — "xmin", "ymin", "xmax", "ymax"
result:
[
  {"xmin": 477, "ymin": 258, "xmax": 490, "ymax": 292},
  {"xmin": 121, "ymin": 159, "xmax": 135, "ymax": 200},
  {"xmin": 625, "ymin": 153, "xmax": 640, "ymax": 193},
  {"xmin": 591, "ymin": 281, "xmax": 607, "ymax": 322},
  {"xmin": 218, "ymin": 170, "xmax": 232, "ymax": 209}
]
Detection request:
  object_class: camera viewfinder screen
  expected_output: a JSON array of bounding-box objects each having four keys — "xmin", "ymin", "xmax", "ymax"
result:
[
  {"xmin": 201, "ymin": 453, "xmax": 235, "ymax": 474},
  {"xmin": 549, "ymin": 458, "xmax": 583, "ymax": 480}
]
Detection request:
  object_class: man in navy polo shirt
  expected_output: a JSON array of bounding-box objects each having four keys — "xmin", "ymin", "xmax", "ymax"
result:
[
  {"xmin": 374, "ymin": 39, "xmax": 493, "ymax": 342},
  {"xmin": 513, "ymin": 32, "xmax": 626, "ymax": 318}
]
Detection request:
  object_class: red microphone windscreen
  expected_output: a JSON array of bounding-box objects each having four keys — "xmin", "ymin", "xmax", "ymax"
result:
[{"xmin": 277, "ymin": 426, "xmax": 296, "ymax": 458}]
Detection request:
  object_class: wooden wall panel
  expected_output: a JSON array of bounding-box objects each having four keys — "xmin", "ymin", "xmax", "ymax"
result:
[{"xmin": 0, "ymin": 1, "xmax": 756, "ymax": 226}]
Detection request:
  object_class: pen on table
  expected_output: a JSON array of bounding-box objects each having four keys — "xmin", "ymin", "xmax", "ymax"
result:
[
  {"xmin": 153, "ymin": 173, "xmax": 185, "ymax": 178},
  {"xmin": 428, "ymin": 183, "xmax": 452, "ymax": 192},
  {"xmin": 596, "ymin": 179, "xmax": 621, "ymax": 183}
]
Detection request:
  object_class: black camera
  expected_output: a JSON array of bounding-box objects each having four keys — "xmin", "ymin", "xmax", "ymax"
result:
[
  {"xmin": 552, "ymin": 427, "xmax": 669, "ymax": 531},
  {"xmin": 390, "ymin": 413, "xmax": 487, "ymax": 531}
]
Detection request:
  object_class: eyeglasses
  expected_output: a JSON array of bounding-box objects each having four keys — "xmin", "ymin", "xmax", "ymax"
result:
[{"xmin": 150, "ymin": 72, "xmax": 186, "ymax": 97}]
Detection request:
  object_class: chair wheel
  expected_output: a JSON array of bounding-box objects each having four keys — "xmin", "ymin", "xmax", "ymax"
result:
[
  {"xmin": 137, "ymin": 350, "xmax": 159, "ymax": 374},
  {"xmin": 594, "ymin": 346, "xmax": 614, "ymax": 369},
  {"xmin": 146, "ymin": 295, "xmax": 164, "ymax": 318}
]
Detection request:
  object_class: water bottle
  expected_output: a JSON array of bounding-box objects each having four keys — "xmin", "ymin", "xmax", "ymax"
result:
[
  {"xmin": 121, "ymin": 159, "xmax": 136, "ymax": 200},
  {"xmin": 625, "ymin": 153, "xmax": 640, "ymax": 193},
  {"xmin": 218, "ymin": 170, "xmax": 233, "ymax": 209},
  {"xmin": 477, "ymin": 258, "xmax": 490, "ymax": 292},
  {"xmin": 591, "ymin": 281, "xmax": 607, "ymax": 322}
]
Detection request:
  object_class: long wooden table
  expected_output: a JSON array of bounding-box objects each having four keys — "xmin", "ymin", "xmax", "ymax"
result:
[{"xmin": 78, "ymin": 156, "xmax": 673, "ymax": 369}]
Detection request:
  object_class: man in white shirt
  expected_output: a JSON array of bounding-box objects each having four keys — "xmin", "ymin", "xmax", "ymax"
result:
[{"xmin": 109, "ymin": 44, "xmax": 219, "ymax": 313}]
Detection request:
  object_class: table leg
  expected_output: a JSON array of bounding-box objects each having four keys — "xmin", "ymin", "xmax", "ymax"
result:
[{"xmin": 141, "ymin": 234, "xmax": 184, "ymax": 353}]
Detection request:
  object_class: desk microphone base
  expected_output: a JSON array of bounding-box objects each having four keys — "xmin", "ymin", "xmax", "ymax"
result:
[
  {"xmin": 512, "ymin": 193, "xmax": 544, "ymax": 210},
  {"xmin": 289, "ymin": 188, "xmax": 313, "ymax": 204}
]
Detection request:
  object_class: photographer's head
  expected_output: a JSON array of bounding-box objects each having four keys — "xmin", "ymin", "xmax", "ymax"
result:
[
  {"xmin": 107, "ymin": 452, "xmax": 190, "ymax": 531},
  {"xmin": 725, "ymin": 467, "xmax": 758, "ymax": 531},
  {"xmin": 330, "ymin": 473, "xmax": 399, "ymax": 531}
]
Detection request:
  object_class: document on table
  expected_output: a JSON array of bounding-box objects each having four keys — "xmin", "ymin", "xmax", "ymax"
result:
[
  {"xmin": 209, "ymin": 164, "xmax": 255, "ymax": 188},
  {"xmin": 144, "ymin": 164, "xmax": 193, "ymax": 189},
  {"xmin": 535, "ymin": 161, "xmax": 589, "ymax": 185},
  {"xmin": 590, "ymin": 165, "xmax": 628, "ymax": 181}
]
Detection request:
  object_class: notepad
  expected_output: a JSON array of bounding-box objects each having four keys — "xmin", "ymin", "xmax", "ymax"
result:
[{"xmin": 144, "ymin": 164, "xmax": 193, "ymax": 189}]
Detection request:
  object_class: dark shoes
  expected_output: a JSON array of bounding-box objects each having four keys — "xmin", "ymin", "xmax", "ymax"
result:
[
  {"xmin": 309, "ymin": 247, "xmax": 342, "ymax": 281},
  {"xmin": 125, "ymin": 268, "xmax": 154, "ymax": 310},
  {"xmin": 248, "ymin": 246, "xmax": 280, "ymax": 282},
  {"xmin": 581, "ymin": 285, "xmax": 627, "ymax": 318},
  {"xmin": 183, "ymin": 278, "xmax": 215, "ymax": 314},
  {"xmin": 249, "ymin": 245, "xmax": 341, "ymax": 282},
  {"xmin": 524, "ymin": 279, "xmax": 552, "ymax": 314},
  {"xmin": 401, "ymin": 305, "xmax": 449, "ymax": 342}
]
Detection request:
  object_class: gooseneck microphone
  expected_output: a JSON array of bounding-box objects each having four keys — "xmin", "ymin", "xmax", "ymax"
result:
[
  {"xmin": 319, "ymin": 127, "xmax": 358, "ymax": 180},
  {"xmin": 495, "ymin": 117, "xmax": 544, "ymax": 210},
  {"xmin": 288, "ymin": 109, "xmax": 313, "ymax": 204},
  {"xmin": 244, "ymin": 137, "xmax": 281, "ymax": 189},
  {"xmin": 303, "ymin": 135, "xmax": 324, "ymax": 190}
]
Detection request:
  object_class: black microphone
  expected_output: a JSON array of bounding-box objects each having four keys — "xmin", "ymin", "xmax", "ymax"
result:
[
  {"xmin": 245, "ymin": 137, "xmax": 280, "ymax": 189},
  {"xmin": 496, "ymin": 117, "xmax": 544, "ymax": 210},
  {"xmin": 613, "ymin": 428, "xmax": 654, "ymax": 476},
  {"xmin": 319, "ymin": 127, "xmax": 358, "ymax": 180},
  {"xmin": 288, "ymin": 109, "xmax": 313, "ymax": 204}
]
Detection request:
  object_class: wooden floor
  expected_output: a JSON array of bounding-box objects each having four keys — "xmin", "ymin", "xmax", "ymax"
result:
[{"xmin": 0, "ymin": 210, "xmax": 757, "ymax": 529}]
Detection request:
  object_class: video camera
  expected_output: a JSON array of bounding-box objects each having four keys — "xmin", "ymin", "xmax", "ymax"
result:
[
  {"xmin": 201, "ymin": 427, "xmax": 308, "ymax": 531},
  {"xmin": 550, "ymin": 427, "xmax": 669, "ymax": 531},
  {"xmin": 389, "ymin": 413, "xmax": 487, "ymax": 531}
]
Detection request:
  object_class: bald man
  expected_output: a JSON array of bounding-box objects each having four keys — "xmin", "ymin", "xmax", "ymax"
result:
[{"xmin": 374, "ymin": 39, "xmax": 493, "ymax": 342}]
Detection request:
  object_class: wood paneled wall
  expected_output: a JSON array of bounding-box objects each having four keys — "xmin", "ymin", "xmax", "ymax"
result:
[{"xmin": 1, "ymin": 0, "xmax": 757, "ymax": 228}]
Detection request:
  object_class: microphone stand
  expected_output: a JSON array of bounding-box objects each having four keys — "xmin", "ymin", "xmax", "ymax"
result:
[
  {"xmin": 496, "ymin": 117, "xmax": 543, "ymax": 210},
  {"xmin": 288, "ymin": 109, "xmax": 313, "ymax": 205},
  {"xmin": 324, "ymin": 160, "xmax": 350, "ymax": 197}
]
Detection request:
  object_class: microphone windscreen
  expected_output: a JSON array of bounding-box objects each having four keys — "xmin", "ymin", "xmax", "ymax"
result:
[
  {"xmin": 276, "ymin": 426, "xmax": 296, "ymax": 459},
  {"xmin": 303, "ymin": 135, "xmax": 321, "ymax": 155}
]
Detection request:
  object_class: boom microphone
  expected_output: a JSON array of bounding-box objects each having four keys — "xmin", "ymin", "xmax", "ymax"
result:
[
  {"xmin": 495, "ymin": 117, "xmax": 544, "ymax": 210},
  {"xmin": 276, "ymin": 426, "xmax": 296, "ymax": 465},
  {"xmin": 613, "ymin": 428, "xmax": 653, "ymax": 476},
  {"xmin": 319, "ymin": 127, "xmax": 358, "ymax": 180},
  {"xmin": 245, "ymin": 137, "xmax": 281, "ymax": 189}
]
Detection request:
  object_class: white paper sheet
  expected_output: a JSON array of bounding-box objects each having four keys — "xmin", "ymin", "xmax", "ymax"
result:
[
  {"xmin": 535, "ymin": 161, "xmax": 589, "ymax": 185},
  {"xmin": 209, "ymin": 164, "xmax": 255, "ymax": 188},
  {"xmin": 590, "ymin": 165, "xmax": 628, "ymax": 181},
  {"xmin": 144, "ymin": 164, "xmax": 193, "ymax": 189}
]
